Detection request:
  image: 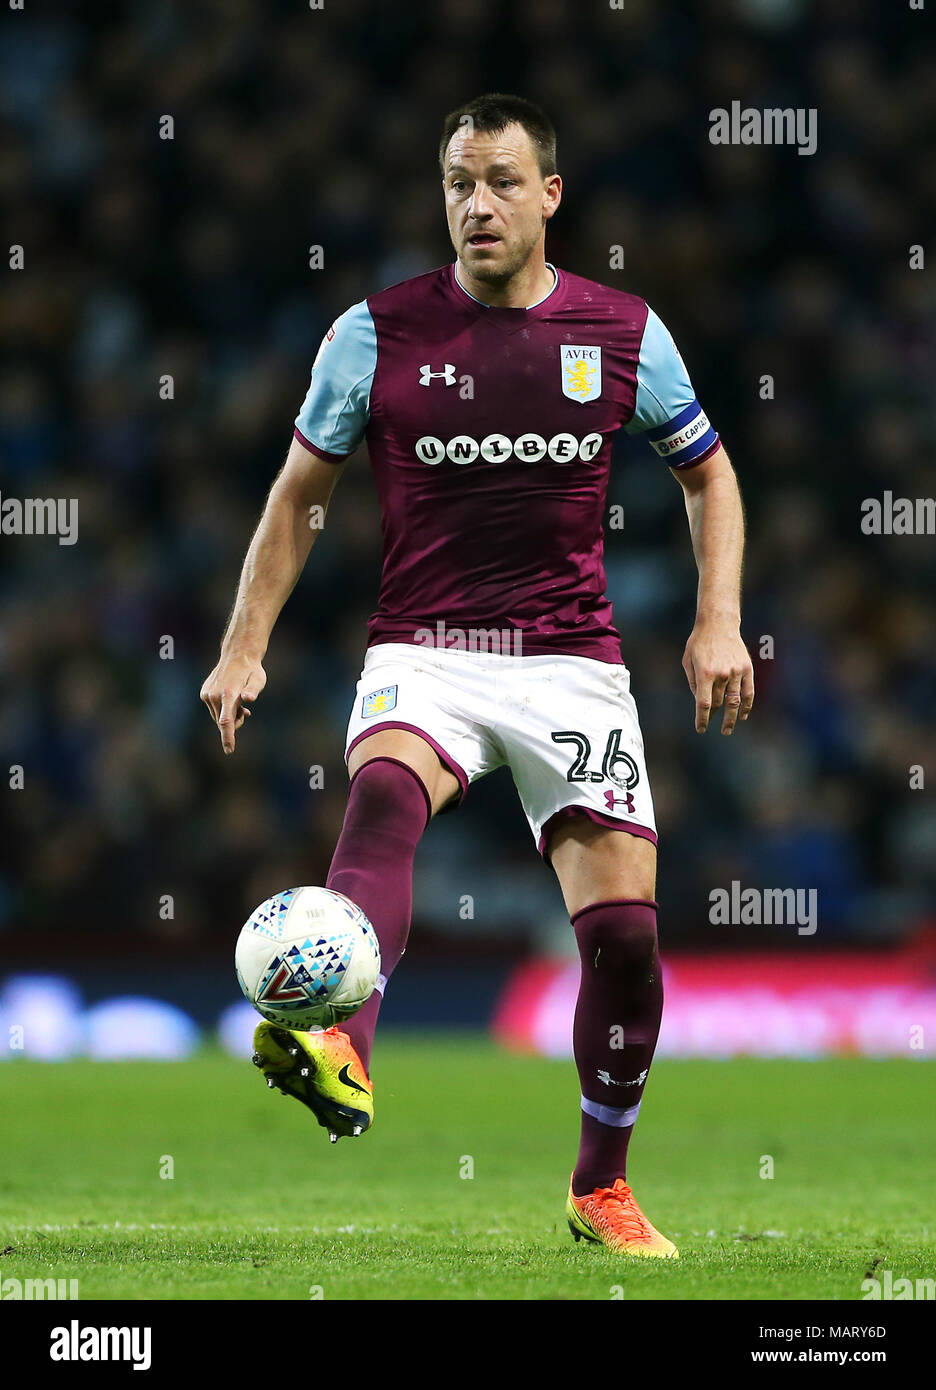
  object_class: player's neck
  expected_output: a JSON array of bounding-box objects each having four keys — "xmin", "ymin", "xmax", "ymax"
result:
[{"xmin": 454, "ymin": 257, "xmax": 557, "ymax": 310}]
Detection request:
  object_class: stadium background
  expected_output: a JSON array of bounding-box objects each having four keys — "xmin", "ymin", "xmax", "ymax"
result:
[{"xmin": 1, "ymin": 0, "xmax": 934, "ymax": 1057}]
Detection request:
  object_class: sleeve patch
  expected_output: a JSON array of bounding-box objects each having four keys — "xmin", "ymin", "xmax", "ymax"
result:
[
  {"xmin": 625, "ymin": 306, "xmax": 719, "ymax": 465},
  {"xmin": 646, "ymin": 401, "xmax": 718, "ymax": 465}
]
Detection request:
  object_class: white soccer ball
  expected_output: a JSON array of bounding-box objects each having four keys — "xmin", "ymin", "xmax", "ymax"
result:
[{"xmin": 235, "ymin": 887, "xmax": 380, "ymax": 1032}]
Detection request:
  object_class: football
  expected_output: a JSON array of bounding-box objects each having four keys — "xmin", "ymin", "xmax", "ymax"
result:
[{"xmin": 235, "ymin": 886, "xmax": 381, "ymax": 1032}]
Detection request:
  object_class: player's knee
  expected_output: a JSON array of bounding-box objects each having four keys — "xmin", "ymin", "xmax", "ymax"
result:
[
  {"xmin": 348, "ymin": 755, "xmax": 431, "ymax": 827},
  {"xmin": 573, "ymin": 903, "xmax": 658, "ymax": 973}
]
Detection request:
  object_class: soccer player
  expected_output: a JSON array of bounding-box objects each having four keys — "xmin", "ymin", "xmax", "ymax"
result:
[{"xmin": 201, "ymin": 94, "xmax": 754, "ymax": 1258}]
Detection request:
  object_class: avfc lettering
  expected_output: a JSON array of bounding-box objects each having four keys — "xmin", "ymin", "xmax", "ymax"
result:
[
  {"xmin": 560, "ymin": 344, "xmax": 602, "ymax": 404},
  {"xmin": 415, "ymin": 432, "xmax": 604, "ymax": 466}
]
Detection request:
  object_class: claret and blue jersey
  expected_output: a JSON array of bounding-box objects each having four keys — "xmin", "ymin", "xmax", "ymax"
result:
[{"xmin": 294, "ymin": 262, "xmax": 720, "ymax": 664}]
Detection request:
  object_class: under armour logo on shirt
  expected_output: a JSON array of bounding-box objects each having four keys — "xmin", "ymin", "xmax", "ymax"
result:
[{"xmin": 419, "ymin": 364, "xmax": 457, "ymax": 387}]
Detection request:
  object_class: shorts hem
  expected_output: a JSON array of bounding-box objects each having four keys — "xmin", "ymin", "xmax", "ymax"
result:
[
  {"xmin": 537, "ymin": 806, "xmax": 658, "ymax": 863},
  {"xmin": 345, "ymin": 720, "xmax": 469, "ymax": 812}
]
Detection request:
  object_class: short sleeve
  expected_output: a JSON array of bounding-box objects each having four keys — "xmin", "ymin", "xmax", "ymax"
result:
[
  {"xmin": 624, "ymin": 306, "xmax": 720, "ymax": 468},
  {"xmin": 293, "ymin": 300, "xmax": 377, "ymax": 461}
]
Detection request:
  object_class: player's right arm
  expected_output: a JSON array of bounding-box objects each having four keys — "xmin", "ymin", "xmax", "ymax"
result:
[
  {"xmin": 201, "ymin": 299, "xmax": 377, "ymax": 753},
  {"xmin": 200, "ymin": 441, "xmax": 345, "ymax": 754}
]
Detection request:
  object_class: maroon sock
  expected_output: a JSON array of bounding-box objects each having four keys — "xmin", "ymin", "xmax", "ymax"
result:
[
  {"xmin": 325, "ymin": 756, "xmax": 430, "ymax": 1075},
  {"xmin": 570, "ymin": 898, "xmax": 663, "ymax": 1197}
]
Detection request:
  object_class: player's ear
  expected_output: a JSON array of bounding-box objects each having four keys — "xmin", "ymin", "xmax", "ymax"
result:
[{"xmin": 543, "ymin": 174, "xmax": 562, "ymax": 220}]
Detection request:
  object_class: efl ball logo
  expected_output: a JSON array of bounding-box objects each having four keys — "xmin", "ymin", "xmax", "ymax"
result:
[{"xmin": 235, "ymin": 887, "xmax": 381, "ymax": 1032}]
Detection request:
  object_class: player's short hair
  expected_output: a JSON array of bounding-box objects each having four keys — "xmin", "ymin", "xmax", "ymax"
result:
[{"xmin": 438, "ymin": 93, "xmax": 557, "ymax": 178}]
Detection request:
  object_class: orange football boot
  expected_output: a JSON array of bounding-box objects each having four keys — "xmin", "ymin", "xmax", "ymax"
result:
[{"xmin": 567, "ymin": 1177, "xmax": 678, "ymax": 1257}]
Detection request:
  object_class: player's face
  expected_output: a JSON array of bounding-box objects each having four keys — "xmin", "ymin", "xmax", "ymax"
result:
[{"xmin": 442, "ymin": 123, "xmax": 560, "ymax": 286}]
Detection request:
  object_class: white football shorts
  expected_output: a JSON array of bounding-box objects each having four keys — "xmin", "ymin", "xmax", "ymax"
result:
[{"xmin": 344, "ymin": 642, "xmax": 657, "ymax": 860}]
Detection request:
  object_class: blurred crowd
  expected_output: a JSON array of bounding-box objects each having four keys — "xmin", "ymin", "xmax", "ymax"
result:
[{"xmin": 1, "ymin": 0, "xmax": 934, "ymax": 950}]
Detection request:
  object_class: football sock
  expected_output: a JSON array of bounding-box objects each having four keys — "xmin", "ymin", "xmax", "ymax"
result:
[
  {"xmin": 325, "ymin": 756, "xmax": 431, "ymax": 1075},
  {"xmin": 570, "ymin": 898, "xmax": 663, "ymax": 1197}
]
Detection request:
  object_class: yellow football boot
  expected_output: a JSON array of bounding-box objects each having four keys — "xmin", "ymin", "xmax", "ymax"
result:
[
  {"xmin": 252, "ymin": 1022, "xmax": 373, "ymax": 1141},
  {"xmin": 567, "ymin": 1177, "xmax": 678, "ymax": 1258}
]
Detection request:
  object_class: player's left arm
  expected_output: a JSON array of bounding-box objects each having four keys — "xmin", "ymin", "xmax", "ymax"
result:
[
  {"xmin": 672, "ymin": 444, "xmax": 754, "ymax": 735},
  {"xmin": 623, "ymin": 304, "xmax": 753, "ymax": 734}
]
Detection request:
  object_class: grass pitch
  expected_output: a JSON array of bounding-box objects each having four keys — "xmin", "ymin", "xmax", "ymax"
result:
[{"xmin": 1, "ymin": 1038, "xmax": 933, "ymax": 1300}]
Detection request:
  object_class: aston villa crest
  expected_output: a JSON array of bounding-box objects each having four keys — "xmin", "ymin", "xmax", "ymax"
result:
[{"xmin": 560, "ymin": 345, "xmax": 602, "ymax": 403}]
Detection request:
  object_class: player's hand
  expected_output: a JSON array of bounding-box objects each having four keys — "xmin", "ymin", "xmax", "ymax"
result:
[
  {"xmin": 200, "ymin": 651, "xmax": 267, "ymax": 754},
  {"xmin": 682, "ymin": 624, "xmax": 754, "ymax": 735}
]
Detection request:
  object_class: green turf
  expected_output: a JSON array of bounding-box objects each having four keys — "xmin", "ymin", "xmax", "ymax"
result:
[{"xmin": 1, "ymin": 1039, "xmax": 933, "ymax": 1300}]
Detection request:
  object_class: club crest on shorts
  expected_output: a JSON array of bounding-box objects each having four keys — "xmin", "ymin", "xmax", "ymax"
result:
[
  {"xmin": 560, "ymin": 345, "xmax": 601, "ymax": 403},
  {"xmin": 362, "ymin": 685, "xmax": 398, "ymax": 718}
]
